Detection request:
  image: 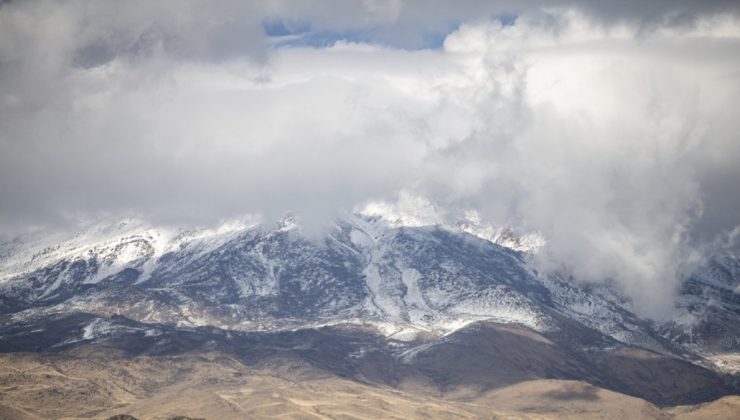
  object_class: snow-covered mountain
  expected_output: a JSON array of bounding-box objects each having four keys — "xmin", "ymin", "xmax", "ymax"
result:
[
  {"xmin": 2, "ymin": 213, "xmax": 739, "ymax": 407},
  {"xmin": 1, "ymin": 213, "xmax": 737, "ymax": 358},
  {"xmin": 0, "ymin": 215, "xmax": 544, "ymax": 335}
]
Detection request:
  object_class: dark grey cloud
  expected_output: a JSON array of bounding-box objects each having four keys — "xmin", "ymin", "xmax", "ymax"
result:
[{"xmin": 572, "ymin": 0, "xmax": 740, "ymax": 28}]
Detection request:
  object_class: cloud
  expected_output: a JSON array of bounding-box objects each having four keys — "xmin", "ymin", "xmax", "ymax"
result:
[
  {"xmin": 425, "ymin": 12, "xmax": 740, "ymax": 317},
  {"xmin": 0, "ymin": 1, "xmax": 739, "ymax": 317}
]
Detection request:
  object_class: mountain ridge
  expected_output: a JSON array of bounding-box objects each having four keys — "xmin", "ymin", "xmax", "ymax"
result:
[
  {"xmin": 0, "ymin": 213, "xmax": 739, "ymax": 409},
  {"xmin": 0, "ymin": 214, "xmax": 737, "ymax": 350}
]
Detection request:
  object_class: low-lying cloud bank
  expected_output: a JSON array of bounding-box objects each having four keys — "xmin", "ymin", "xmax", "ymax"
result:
[{"xmin": 1, "ymin": 1, "xmax": 739, "ymax": 318}]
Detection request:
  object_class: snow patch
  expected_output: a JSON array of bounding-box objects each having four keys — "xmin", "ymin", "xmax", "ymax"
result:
[
  {"xmin": 710, "ymin": 354, "xmax": 740, "ymax": 374},
  {"xmin": 349, "ymin": 228, "xmax": 374, "ymax": 248},
  {"xmin": 456, "ymin": 210, "xmax": 545, "ymax": 253},
  {"xmin": 82, "ymin": 318, "xmax": 113, "ymax": 340}
]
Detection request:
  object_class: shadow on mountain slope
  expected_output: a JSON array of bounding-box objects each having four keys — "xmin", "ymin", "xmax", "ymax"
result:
[{"xmin": 0, "ymin": 312, "xmax": 735, "ymax": 407}]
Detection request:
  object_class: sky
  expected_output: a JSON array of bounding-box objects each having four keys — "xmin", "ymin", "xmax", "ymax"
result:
[{"xmin": 1, "ymin": 0, "xmax": 739, "ymax": 318}]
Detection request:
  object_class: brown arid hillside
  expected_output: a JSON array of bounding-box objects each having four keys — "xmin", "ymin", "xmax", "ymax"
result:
[{"xmin": 0, "ymin": 347, "xmax": 738, "ymax": 420}]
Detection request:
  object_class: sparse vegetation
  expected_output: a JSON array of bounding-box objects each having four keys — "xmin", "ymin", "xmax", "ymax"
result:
[{"xmin": 0, "ymin": 346, "xmax": 738, "ymax": 419}]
